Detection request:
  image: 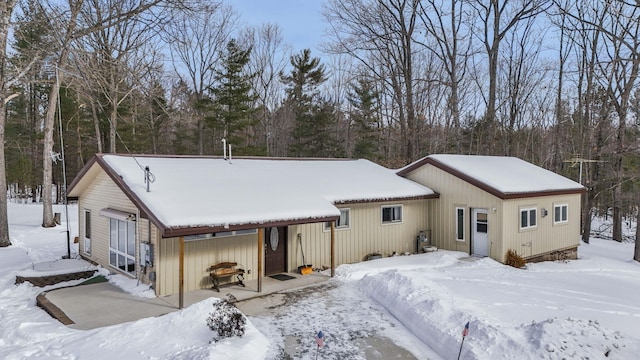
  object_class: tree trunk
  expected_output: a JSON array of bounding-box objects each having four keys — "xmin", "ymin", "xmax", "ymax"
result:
[
  {"xmin": 612, "ymin": 203, "xmax": 622, "ymax": 242},
  {"xmin": 109, "ymin": 101, "xmax": 118, "ymax": 153},
  {"xmin": 42, "ymin": 72, "xmax": 60, "ymax": 228},
  {"xmin": 198, "ymin": 118, "xmax": 204, "ymax": 155},
  {"xmin": 581, "ymin": 197, "xmax": 592, "ymax": 244},
  {"xmin": 634, "ymin": 206, "xmax": 640, "ymax": 261},
  {"xmin": 0, "ymin": 92, "xmax": 9, "ymax": 246},
  {"xmin": 41, "ymin": 0, "xmax": 82, "ymax": 228},
  {"xmin": 0, "ymin": 1, "xmax": 16, "ymax": 247},
  {"xmin": 90, "ymin": 99, "xmax": 103, "ymax": 153}
]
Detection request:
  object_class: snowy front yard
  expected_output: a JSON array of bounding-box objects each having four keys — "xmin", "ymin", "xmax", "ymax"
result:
[{"xmin": 1, "ymin": 203, "xmax": 640, "ymax": 359}]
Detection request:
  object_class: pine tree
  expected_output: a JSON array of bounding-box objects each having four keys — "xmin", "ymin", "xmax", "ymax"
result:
[
  {"xmin": 208, "ymin": 39, "xmax": 258, "ymax": 155},
  {"xmin": 281, "ymin": 49, "xmax": 336, "ymax": 157},
  {"xmin": 6, "ymin": 0, "xmax": 53, "ymax": 192},
  {"xmin": 348, "ymin": 78, "xmax": 380, "ymax": 160}
]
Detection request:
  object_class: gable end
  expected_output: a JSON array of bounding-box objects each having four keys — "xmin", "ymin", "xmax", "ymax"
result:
[{"xmin": 398, "ymin": 157, "xmax": 585, "ymax": 199}]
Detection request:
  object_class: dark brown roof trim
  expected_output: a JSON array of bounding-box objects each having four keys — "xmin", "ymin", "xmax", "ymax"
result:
[
  {"xmin": 71, "ymin": 154, "xmax": 438, "ymax": 238},
  {"xmin": 68, "ymin": 154, "xmax": 157, "ymax": 227},
  {"xmin": 67, "ymin": 155, "xmax": 100, "ymax": 194},
  {"xmin": 333, "ymin": 193, "xmax": 439, "ymax": 205},
  {"xmin": 99, "ymin": 153, "xmax": 357, "ymax": 162},
  {"xmin": 91, "ymin": 154, "xmax": 157, "ymax": 225},
  {"xmin": 500, "ymin": 188, "xmax": 585, "ymax": 199},
  {"xmin": 396, "ymin": 157, "xmax": 431, "ymax": 177},
  {"xmin": 398, "ymin": 157, "xmax": 585, "ymax": 200},
  {"xmin": 162, "ymin": 215, "xmax": 340, "ymax": 238}
]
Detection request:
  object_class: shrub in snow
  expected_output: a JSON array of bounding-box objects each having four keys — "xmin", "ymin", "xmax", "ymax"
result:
[
  {"xmin": 206, "ymin": 299, "xmax": 246, "ymax": 342},
  {"xmin": 505, "ymin": 249, "xmax": 525, "ymax": 268}
]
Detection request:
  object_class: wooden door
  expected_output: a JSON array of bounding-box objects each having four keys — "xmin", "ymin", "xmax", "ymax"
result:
[{"xmin": 265, "ymin": 226, "xmax": 287, "ymax": 275}]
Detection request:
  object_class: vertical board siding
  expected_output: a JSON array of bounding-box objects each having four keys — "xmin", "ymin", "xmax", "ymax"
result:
[
  {"xmin": 406, "ymin": 164, "xmax": 581, "ymax": 263},
  {"xmin": 77, "ymin": 171, "xmax": 140, "ymax": 275},
  {"xmin": 287, "ymin": 200, "xmax": 429, "ymax": 271},
  {"xmin": 502, "ymin": 195, "xmax": 580, "ymax": 261},
  {"xmin": 407, "ymin": 165, "xmax": 502, "ymax": 258},
  {"xmin": 156, "ymin": 233, "xmax": 258, "ymax": 296}
]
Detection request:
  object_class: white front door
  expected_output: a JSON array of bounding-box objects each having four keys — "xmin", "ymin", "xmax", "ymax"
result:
[{"xmin": 472, "ymin": 209, "xmax": 489, "ymax": 257}]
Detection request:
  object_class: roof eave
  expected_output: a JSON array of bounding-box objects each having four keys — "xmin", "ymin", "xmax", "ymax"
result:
[
  {"xmin": 71, "ymin": 154, "xmax": 166, "ymax": 230},
  {"xmin": 501, "ymin": 188, "xmax": 587, "ymax": 199},
  {"xmin": 161, "ymin": 215, "xmax": 341, "ymax": 238},
  {"xmin": 333, "ymin": 193, "xmax": 439, "ymax": 205}
]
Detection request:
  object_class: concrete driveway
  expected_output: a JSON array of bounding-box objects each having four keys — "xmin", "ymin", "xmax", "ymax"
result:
[
  {"xmin": 41, "ymin": 282, "xmax": 195, "ymax": 330},
  {"xmin": 38, "ymin": 274, "xmax": 421, "ymax": 359},
  {"xmin": 39, "ymin": 273, "xmax": 329, "ymax": 330}
]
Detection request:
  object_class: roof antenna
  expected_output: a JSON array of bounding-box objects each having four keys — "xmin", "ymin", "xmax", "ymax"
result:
[{"xmin": 222, "ymin": 138, "xmax": 227, "ymax": 160}]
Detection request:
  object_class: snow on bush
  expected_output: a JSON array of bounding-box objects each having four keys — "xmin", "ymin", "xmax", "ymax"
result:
[{"xmin": 207, "ymin": 298, "xmax": 246, "ymax": 342}]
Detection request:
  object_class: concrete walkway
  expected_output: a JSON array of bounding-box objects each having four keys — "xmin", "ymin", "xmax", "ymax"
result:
[{"xmin": 40, "ymin": 272, "xmax": 329, "ymax": 330}]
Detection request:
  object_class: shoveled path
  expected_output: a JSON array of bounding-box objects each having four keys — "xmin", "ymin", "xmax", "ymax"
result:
[{"xmin": 238, "ymin": 282, "xmax": 432, "ymax": 359}]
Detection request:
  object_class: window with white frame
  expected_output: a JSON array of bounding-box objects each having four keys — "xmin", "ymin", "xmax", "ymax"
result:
[
  {"xmin": 455, "ymin": 207, "xmax": 465, "ymax": 241},
  {"xmin": 109, "ymin": 218, "xmax": 136, "ymax": 275},
  {"xmin": 83, "ymin": 209, "xmax": 91, "ymax": 255},
  {"xmin": 520, "ymin": 207, "xmax": 537, "ymax": 229},
  {"xmin": 325, "ymin": 209, "xmax": 350, "ymax": 230},
  {"xmin": 554, "ymin": 204, "xmax": 568, "ymax": 224},
  {"xmin": 382, "ymin": 205, "xmax": 403, "ymax": 224}
]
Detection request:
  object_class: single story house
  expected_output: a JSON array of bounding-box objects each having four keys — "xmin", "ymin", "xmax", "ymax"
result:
[
  {"xmin": 67, "ymin": 154, "xmax": 438, "ymax": 298},
  {"xmin": 67, "ymin": 153, "xmax": 584, "ymax": 298},
  {"xmin": 397, "ymin": 154, "xmax": 585, "ymax": 262}
]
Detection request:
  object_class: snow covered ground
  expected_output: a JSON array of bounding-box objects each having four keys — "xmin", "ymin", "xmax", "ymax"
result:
[{"xmin": 1, "ymin": 202, "xmax": 640, "ymax": 359}]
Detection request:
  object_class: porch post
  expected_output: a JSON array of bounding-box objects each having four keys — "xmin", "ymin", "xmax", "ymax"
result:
[
  {"xmin": 179, "ymin": 236, "xmax": 184, "ymax": 309},
  {"xmin": 257, "ymin": 228, "xmax": 264, "ymax": 292},
  {"xmin": 331, "ymin": 221, "xmax": 335, "ymax": 277}
]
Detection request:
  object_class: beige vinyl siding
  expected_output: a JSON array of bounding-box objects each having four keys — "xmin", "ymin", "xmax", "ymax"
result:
[
  {"xmin": 78, "ymin": 171, "xmax": 140, "ymax": 273},
  {"xmin": 156, "ymin": 233, "xmax": 258, "ymax": 296},
  {"xmin": 405, "ymin": 163, "xmax": 581, "ymax": 263},
  {"xmin": 136, "ymin": 218, "xmax": 155, "ymax": 285},
  {"xmin": 501, "ymin": 195, "xmax": 580, "ymax": 261},
  {"xmin": 406, "ymin": 164, "xmax": 502, "ymax": 257},
  {"xmin": 288, "ymin": 200, "xmax": 429, "ymax": 271}
]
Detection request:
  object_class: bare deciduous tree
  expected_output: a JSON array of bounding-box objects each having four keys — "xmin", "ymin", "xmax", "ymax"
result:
[
  {"xmin": 468, "ymin": 0, "xmax": 550, "ymax": 140},
  {"xmin": 416, "ymin": 0, "xmax": 472, "ymax": 152},
  {"xmin": 164, "ymin": 2, "xmax": 237, "ymax": 155},
  {"xmin": 39, "ymin": 0, "xmax": 180, "ymax": 227},
  {"xmin": 497, "ymin": 16, "xmax": 547, "ymax": 156},
  {"xmin": 0, "ymin": 0, "xmax": 19, "ymax": 246},
  {"xmin": 324, "ymin": 0, "xmax": 421, "ymax": 161},
  {"xmin": 74, "ymin": 0, "xmax": 162, "ymax": 154},
  {"xmin": 242, "ymin": 23, "xmax": 290, "ymax": 156}
]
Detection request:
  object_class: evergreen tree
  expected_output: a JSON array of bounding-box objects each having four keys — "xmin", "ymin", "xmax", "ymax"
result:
[
  {"xmin": 281, "ymin": 49, "xmax": 336, "ymax": 157},
  {"xmin": 348, "ymin": 78, "xmax": 379, "ymax": 160},
  {"xmin": 208, "ymin": 39, "xmax": 258, "ymax": 155}
]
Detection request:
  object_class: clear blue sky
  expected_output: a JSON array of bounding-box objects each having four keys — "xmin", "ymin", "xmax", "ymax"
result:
[{"xmin": 231, "ymin": 0, "xmax": 326, "ymax": 53}]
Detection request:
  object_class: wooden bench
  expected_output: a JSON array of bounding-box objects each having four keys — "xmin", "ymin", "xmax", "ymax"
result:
[{"xmin": 209, "ymin": 262, "xmax": 245, "ymax": 292}]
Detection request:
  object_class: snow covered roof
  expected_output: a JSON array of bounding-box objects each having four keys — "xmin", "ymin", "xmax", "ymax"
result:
[
  {"xmin": 69, "ymin": 155, "xmax": 437, "ymax": 237},
  {"xmin": 397, "ymin": 154, "xmax": 585, "ymax": 199}
]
